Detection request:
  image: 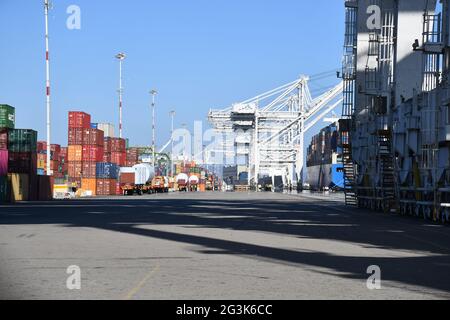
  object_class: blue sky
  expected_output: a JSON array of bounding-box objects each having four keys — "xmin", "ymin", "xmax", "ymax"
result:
[{"xmin": 0, "ymin": 0, "xmax": 344, "ymax": 147}]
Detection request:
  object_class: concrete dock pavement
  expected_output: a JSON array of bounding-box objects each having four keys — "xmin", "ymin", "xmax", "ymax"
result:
[{"xmin": 0, "ymin": 192, "xmax": 449, "ymax": 300}]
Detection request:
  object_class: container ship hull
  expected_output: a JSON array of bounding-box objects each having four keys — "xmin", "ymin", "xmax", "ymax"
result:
[{"xmin": 307, "ymin": 163, "xmax": 344, "ymax": 191}]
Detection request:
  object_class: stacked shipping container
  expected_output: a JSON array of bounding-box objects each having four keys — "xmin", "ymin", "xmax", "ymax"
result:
[
  {"xmin": 0, "ymin": 104, "xmax": 52, "ymax": 202},
  {"xmin": 104, "ymin": 137, "xmax": 126, "ymax": 166},
  {"xmin": 68, "ymin": 111, "xmax": 121, "ymax": 196},
  {"xmin": 68, "ymin": 111, "xmax": 91, "ymax": 188},
  {"xmin": 37, "ymin": 142, "xmax": 68, "ymax": 178}
]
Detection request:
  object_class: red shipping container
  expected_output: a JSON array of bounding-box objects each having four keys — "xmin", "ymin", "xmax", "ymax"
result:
[
  {"xmin": 37, "ymin": 141, "xmax": 47, "ymax": 153},
  {"xmin": 120, "ymin": 172, "xmax": 135, "ymax": 184},
  {"xmin": 105, "ymin": 137, "xmax": 126, "ymax": 153},
  {"xmin": 115, "ymin": 182, "xmax": 122, "ymax": 195},
  {"xmin": 82, "ymin": 162, "xmax": 96, "ymax": 178},
  {"xmin": 103, "ymin": 152, "xmax": 111, "ymax": 163},
  {"xmin": 50, "ymin": 144, "xmax": 61, "ymax": 154},
  {"xmin": 69, "ymin": 112, "xmax": 91, "ymax": 129},
  {"xmin": 68, "ymin": 128, "xmax": 84, "ymax": 145},
  {"xmin": 0, "ymin": 129, "xmax": 8, "ymax": 150},
  {"xmin": 110, "ymin": 152, "xmax": 126, "ymax": 166},
  {"xmin": 104, "ymin": 138, "xmax": 111, "ymax": 153},
  {"xmin": 83, "ymin": 129, "xmax": 104, "ymax": 146},
  {"xmin": 111, "ymin": 138, "xmax": 126, "ymax": 152},
  {"xmin": 126, "ymin": 148, "xmax": 139, "ymax": 161},
  {"xmin": 82, "ymin": 146, "xmax": 104, "ymax": 162},
  {"xmin": 96, "ymin": 179, "xmax": 116, "ymax": 195},
  {"xmin": 68, "ymin": 161, "xmax": 83, "ymax": 178},
  {"xmin": 50, "ymin": 160, "xmax": 60, "ymax": 172},
  {"xmin": 60, "ymin": 147, "xmax": 68, "ymax": 157}
]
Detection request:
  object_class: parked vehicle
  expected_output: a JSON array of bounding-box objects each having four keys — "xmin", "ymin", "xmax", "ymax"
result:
[{"xmin": 176, "ymin": 173, "xmax": 189, "ymax": 192}]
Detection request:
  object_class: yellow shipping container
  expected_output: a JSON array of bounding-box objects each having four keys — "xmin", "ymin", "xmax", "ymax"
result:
[
  {"xmin": 9, "ymin": 173, "xmax": 29, "ymax": 202},
  {"xmin": 37, "ymin": 159, "xmax": 46, "ymax": 169},
  {"xmin": 81, "ymin": 178, "xmax": 97, "ymax": 195},
  {"xmin": 68, "ymin": 145, "xmax": 83, "ymax": 162}
]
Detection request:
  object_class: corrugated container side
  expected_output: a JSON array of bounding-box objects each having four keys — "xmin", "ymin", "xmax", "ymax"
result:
[
  {"xmin": 68, "ymin": 161, "xmax": 83, "ymax": 178},
  {"xmin": 68, "ymin": 112, "xmax": 91, "ymax": 129},
  {"xmin": 68, "ymin": 128, "xmax": 84, "ymax": 145},
  {"xmin": 82, "ymin": 145, "xmax": 104, "ymax": 162},
  {"xmin": 0, "ymin": 104, "xmax": 15, "ymax": 129},
  {"xmin": 82, "ymin": 178, "xmax": 97, "ymax": 195},
  {"xmin": 0, "ymin": 128, "xmax": 8, "ymax": 150},
  {"xmin": 37, "ymin": 141, "xmax": 47, "ymax": 153},
  {"xmin": 38, "ymin": 175, "xmax": 53, "ymax": 201},
  {"xmin": 83, "ymin": 128, "xmax": 104, "ymax": 146},
  {"xmin": 97, "ymin": 123, "xmax": 115, "ymax": 138},
  {"xmin": 110, "ymin": 151, "xmax": 126, "ymax": 166},
  {"xmin": 96, "ymin": 163, "xmax": 119, "ymax": 179},
  {"xmin": 7, "ymin": 129, "xmax": 37, "ymax": 153},
  {"xmin": 8, "ymin": 152, "xmax": 37, "ymax": 174},
  {"xmin": 0, "ymin": 175, "xmax": 9, "ymax": 202},
  {"xmin": 120, "ymin": 172, "xmax": 135, "ymax": 184},
  {"xmin": 37, "ymin": 153, "xmax": 46, "ymax": 169},
  {"xmin": 82, "ymin": 162, "xmax": 97, "ymax": 178},
  {"xmin": 96, "ymin": 179, "xmax": 116, "ymax": 195},
  {"xmin": 9, "ymin": 173, "xmax": 29, "ymax": 202},
  {"xmin": 68, "ymin": 145, "xmax": 83, "ymax": 162},
  {"xmin": 0, "ymin": 150, "xmax": 8, "ymax": 176}
]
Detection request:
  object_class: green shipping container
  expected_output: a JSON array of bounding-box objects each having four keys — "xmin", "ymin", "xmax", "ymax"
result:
[
  {"xmin": 0, "ymin": 175, "xmax": 9, "ymax": 202},
  {"xmin": 0, "ymin": 104, "xmax": 15, "ymax": 129},
  {"xmin": 8, "ymin": 129, "xmax": 37, "ymax": 153}
]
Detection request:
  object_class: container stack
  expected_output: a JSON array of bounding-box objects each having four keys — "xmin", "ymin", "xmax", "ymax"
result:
[
  {"xmin": 68, "ymin": 111, "xmax": 91, "ymax": 188},
  {"xmin": 0, "ymin": 104, "xmax": 52, "ymax": 202},
  {"xmin": 95, "ymin": 162, "xmax": 119, "ymax": 195},
  {"xmin": 36, "ymin": 142, "xmax": 68, "ymax": 178},
  {"xmin": 104, "ymin": 137, "xmax": 126, "ymax": 166},
  {"xmin": 80, "ymin": 127, "xmax": 104, "ymax": 194}
]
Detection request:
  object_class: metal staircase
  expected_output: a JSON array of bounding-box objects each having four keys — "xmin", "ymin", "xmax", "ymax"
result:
[{"xmin": 340, "ymin": 2, "xmax": 358, "ymax": 206}]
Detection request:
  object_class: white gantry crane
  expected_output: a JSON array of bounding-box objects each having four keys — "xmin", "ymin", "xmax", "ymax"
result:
[{"xmin": 208, "ymin": 74, "xmax": 343, "ymax": 189}]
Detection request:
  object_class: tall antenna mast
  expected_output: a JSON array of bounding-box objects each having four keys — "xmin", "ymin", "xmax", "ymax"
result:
[
  {"xmin": 115, "ymin": 53, "xmax": 126, "ymax": 138},
  {"xmin": 44, "ymin": 0, "xmax": 52, "ymax": 176},
  {"xmin": 150, "ymin": 89, "xmax": 158, "ymax": 170}
]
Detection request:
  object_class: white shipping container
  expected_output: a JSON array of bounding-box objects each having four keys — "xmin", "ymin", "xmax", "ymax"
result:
[
  {"xmin": 98, "ymin": 123, "xmax": 115, "ymax": 138},
  {"xmin": 133, "ymin": 163, "xmax": 155, "ymax": 185}
]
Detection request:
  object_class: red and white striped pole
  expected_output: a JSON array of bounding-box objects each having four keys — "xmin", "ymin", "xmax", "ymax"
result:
[
  {"xmin": 44, "ymin": 0, "xmax": 52, "ymax": 176},
  {"xmin": 115, "ymin": 53, "xmax": 126, "ymax": 139}
]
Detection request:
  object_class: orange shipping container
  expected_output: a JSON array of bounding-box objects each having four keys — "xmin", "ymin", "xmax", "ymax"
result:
[
  {"xmin": 68, "ymin": 145, "xmax": 83, "ymax": 162},
  {"xmin": 81, "ymin": 178, "xmax": 97, "ymax": 195}
]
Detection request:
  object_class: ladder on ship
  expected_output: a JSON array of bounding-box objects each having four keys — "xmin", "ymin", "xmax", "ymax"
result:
[
  {"xmin": 378, "ymin": 130, "xmax": 396, "ymax": 212},
  {"xmin": 342, "ymin": 131, "xmax": 357, "ymax": 206}
]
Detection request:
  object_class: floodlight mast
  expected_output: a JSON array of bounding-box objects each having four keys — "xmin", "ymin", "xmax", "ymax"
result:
[
  {"xmin": 150, "ymin": 89, "xmax": 158, "ymax": 170},
  {"xmin": 116, "ymin": 53, "xmax": 126, "ymax": 138},
  {"xmin": 44, "ymin": 0, "xmax": 52, "ymax": 176}
]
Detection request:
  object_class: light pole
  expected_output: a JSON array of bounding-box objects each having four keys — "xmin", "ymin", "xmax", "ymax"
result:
[
  {"xmin": 170, "ymin": 110, "xmax": 176, "ymax": 176},
  {"xmin": 150, "ymin": 89, "xmax": 158, "ymax": 170},
  {"xmin": 44, "ymin": 0, "xmax": 52, "ymax": 176},
  {"xmin": 115, "ymin": 53, "xmax": 126, "ymax": 138}
]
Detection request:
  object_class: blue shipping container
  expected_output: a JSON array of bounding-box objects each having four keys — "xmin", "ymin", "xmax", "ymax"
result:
[
  {"xmin": 90, "ymin": 123, "xmax": 98, "ymax": 129},
  {"xmin": 96, "ymin": 163, "xmax": 119, "ymax": 179}
]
